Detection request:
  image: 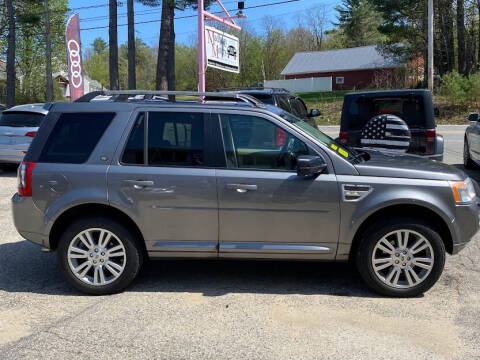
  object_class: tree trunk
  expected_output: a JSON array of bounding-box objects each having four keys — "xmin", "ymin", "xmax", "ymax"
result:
[
  {"xmin": 127, "ymin": 0, "xmax": 136, "ymax": 90},
  {"xmin": 109, "ymin": 0, "xmax": 119, "ymax": 90},
  {"xmin": 6, "ymin": 0, "xmax": 16, "ymax": 107},
  {"xmin": 44, "ymin": 0, "xmax": 54, "ymax": 101},
  {"xmin": 156, "ymin": 0, "xmax": 175, "ymax": 90},
  {"xmin": 457, "ymin": 0, "xmax": 466, "ymax": 75}
]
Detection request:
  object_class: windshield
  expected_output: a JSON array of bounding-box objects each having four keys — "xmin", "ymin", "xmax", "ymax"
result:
[
  {"xmin": 266, "ymin": 105, "xmax": 358, "ymax": 161},
  {"xmin": 0, "ymin": 112, "xmax": 44, "ymax": 127}
]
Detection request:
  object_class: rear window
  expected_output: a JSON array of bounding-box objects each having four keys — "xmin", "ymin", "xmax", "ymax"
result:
[
  {"xmin": 0, "ymin": 112, "xmax": 44, "ymax": 127},
  {"xmin": 343, "ymin": 96, "xmax": 426, "ymax": 130},
  {"xmin": 247, "ymin": 94, "xmax": 275, "ymax": 105},
  {"xmin": 39, "ymin": 112, "xmax": 114, "ymax": 164}
]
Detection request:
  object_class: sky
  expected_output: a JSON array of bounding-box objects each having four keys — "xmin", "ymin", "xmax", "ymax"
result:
[{"xmin": 68, "ymin": 0, "xmax": 341, "ymax": 49}]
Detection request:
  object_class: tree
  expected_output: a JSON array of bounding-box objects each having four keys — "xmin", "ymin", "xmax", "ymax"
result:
[
  {"xmin": 109, "ymin": 0, "xmax": 119, "ymax": 90},
  {"xmin": 6, "ymin": 0, "xmax": 15, "ymax": 107},
  {"xmin": 93, "ymin": 38, "xmax": 108, "ymax": 54},
  {"xmin": 127, "ymin": 0, "xmax": 136, "ymax": 89},
  {"xmin": 334, "ymin": 0, "xmax": 383, "ymax": 48},
  {"xmin": 44, "ymin": 0, "xmax": 54, "ymax": 102},
  {"xmin": 457, "ymin": 0, "xmax": 466, "ymax": 75}
]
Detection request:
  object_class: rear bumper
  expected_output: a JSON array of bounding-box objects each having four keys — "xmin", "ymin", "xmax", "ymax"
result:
[
  {"xmin": 0, "ymin": 148, "xmax": 26, "ymax": 163},
  {"xmin": 11, "ymin": 193, "xmax": 47, "ymax": 247}
]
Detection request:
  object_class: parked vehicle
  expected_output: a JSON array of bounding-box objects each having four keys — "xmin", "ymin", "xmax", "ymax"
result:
[
  {"xmin": 0, "ymin": 104, "xmax": 6, "ymax": 112},
  {"xmin": 464, "ymin": 112, "xmax": 480, "ymax": 168},
  {"xmin": 12, "ymin": 90, "xmax": 479, "ymax": 297},
  {"xmin": 213, "ymin": 88, "xmax": 321, "ymax": 127},
  {"xmin": 339, "ymin": 90, "xmax": 444, "ymax": 161},
  {"xmin": 0, "ymin": 103, "xmax": 48, "ymax": 165}
]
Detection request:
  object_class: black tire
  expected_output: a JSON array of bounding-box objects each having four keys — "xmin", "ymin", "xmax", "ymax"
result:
[
  {"xmin": 57, "ymin": 216, "xmax": 143, "ymax": 295},
  {"xmin": 356, "ymin": 218, "xmax": 446, "ymax": 297},
  {"xmin": 464, "ymin": 138, "xmax": 477, "ymax": 169}
]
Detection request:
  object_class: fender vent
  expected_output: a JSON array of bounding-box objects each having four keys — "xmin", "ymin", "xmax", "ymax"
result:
[{"xmin": 342, "ymin": 184, "xmax": 372, "ymax": 201}]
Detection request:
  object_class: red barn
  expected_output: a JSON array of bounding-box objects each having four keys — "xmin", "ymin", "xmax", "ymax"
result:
[{"xmin": 281, "ymin": 46, "xmax": 406, "ymax": 91}]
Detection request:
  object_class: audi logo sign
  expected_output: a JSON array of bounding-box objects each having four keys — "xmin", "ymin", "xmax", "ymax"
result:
[
  {"xmin": 65, "ymin": 14, "xmax": 84, "ymax": 101},
  {"xmin": 67, "ymin": 39, "xmax": 83, "ymax": 89}
]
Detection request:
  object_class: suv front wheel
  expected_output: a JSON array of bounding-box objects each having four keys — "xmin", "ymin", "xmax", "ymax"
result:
[
  {"xmin": 57, "ymin": 217, "xmax": 143, "ymax": 295},
  {"xmin": 356, "ymin": 218, "xmax": 445, "ymax": 297}
]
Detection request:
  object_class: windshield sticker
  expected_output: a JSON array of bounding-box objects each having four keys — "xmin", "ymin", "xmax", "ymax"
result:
[{"xmin": 330, "ymin": 143, "xmax": 349, "ymax": 158}]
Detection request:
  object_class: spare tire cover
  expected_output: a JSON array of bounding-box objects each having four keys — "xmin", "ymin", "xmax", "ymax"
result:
[{"xmin": 360, "ymin": 114, "xmax": 411, "ymax": 153}]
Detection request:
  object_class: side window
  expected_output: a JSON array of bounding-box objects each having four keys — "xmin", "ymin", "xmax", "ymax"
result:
[
  {"xmin": 122, "ymin": 113, "xmax": 145, "ymax": 165},
  {"xmin": 291, "ymin": 98, "xmax": 308, "ymax": 118},
  {"xmin": 219, "ymin": 114, "xmax": 309, "ymax": 171},
  {"xmin": 276, "ymin": 95, "xmax": 291, "ymax": 113},
  {"xmin": 39, "ymin": 112, "xmax": 114, "ymax": 164},
  {"xmin": 148, "ymin": 112, "xmax": 204, "ymax": 167}
]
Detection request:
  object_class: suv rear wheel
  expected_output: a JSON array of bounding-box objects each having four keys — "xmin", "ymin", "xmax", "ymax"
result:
[
  {"xmin": 356, "ymin": 218, "xmax": 445, "ymax": 297},
  {"xmin": 57, "ymin": 217, "xmax": 143, "ymax": 295},
  {"xmin": 464, "ymin": 138, "xmax": 477, "ymax": 169}
]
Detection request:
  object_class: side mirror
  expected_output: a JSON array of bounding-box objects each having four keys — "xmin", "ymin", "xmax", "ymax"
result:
[
  {"xmin": 468, "ymin": 112, "xmax": 479, "ymax": 122},
  {"xmin": 309, "ymin": 109, "xmax": 321, "ymax": 117},
  {"xmin": 434, "ymin": 107, "xmax": 440, "ymax": 117},
  {"xmin": 297, "ymin": 155, "xmax": 327, "ymax": 177}
]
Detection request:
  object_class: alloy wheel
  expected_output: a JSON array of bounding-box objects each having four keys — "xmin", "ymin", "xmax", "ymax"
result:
[
  {"xmin": 67, "ymin": 228, "xmax": 127, "ymax": 286},
  {"xmin": 371, "ymin": 230, "xmax": 434, "ymax": 289}
]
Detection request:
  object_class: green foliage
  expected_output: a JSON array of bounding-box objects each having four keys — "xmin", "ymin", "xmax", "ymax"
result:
[
  {"xmin": 334, "ymin": 0, "xmax": 384, "ymax": 47},
  {"xmin": 439, "ymin": 71, "xmax": 475, "ymax": 105},
  {"xmin": 93, "ymin": 38, "xmax": 108, "ymax": 54}
]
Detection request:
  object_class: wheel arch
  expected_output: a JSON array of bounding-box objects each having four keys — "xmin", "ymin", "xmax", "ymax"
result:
[
  {"xmin": 48, "ymin": 203, "xmax": 147, "ymax": 255},
  {"xmin": 348, "ymin": 204, "xmax": 453, "ymax": 262}
]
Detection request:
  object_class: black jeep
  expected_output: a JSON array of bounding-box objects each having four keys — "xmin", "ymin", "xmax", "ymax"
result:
[{"xmin": 338, "ymin": 90, "xmax": 443, "ymax": 161}]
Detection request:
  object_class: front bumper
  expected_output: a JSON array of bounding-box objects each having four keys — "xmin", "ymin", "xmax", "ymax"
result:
[
  {"xmin": 451, "ymin": 200, "xmax": 480, "ymax": 254},
  {"xmin": 11, "ymin": 193, "xmax": 47, "ymax": 247}
]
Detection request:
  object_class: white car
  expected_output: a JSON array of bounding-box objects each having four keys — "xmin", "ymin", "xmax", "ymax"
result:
[{"xmin": 0, "ymin": 104, "xmax": 48, "ymax": 164}]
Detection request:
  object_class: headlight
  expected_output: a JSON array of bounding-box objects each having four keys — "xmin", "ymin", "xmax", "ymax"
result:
[{"xmin": 449, "ymin": 178, "xmax": 477, "ymax": 204}]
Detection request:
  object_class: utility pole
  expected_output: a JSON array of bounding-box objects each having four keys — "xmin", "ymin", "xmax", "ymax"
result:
[
  {"xmin": 45, "ymin": 0, "xmax": 54, "ymax": 102},
  {"xmin": 127, "ymin": 0, "xmax": 136, "ymax": 90},
  {"xmin": 428, "ymin": 0, "xmax": 434, "ymax": 91}
]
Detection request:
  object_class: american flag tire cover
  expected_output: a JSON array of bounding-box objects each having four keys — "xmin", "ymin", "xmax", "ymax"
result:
[{"xmin": 360, "ymin": 114, "xmax": 411, "ymax": 152}]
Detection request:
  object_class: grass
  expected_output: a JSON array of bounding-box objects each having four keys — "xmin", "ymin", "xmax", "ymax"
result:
[{"xmin": 297, "ymin": 90, "xmax": 476, "ymax": 126}]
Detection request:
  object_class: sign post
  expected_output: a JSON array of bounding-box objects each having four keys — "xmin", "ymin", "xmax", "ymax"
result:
[
  {"xmin": 198, "ymin": 0, "xmax": 245, "ymax": 92},
  {"xmin": 65, "ymin": 13, "xmax": 85, "ymax": 101}
]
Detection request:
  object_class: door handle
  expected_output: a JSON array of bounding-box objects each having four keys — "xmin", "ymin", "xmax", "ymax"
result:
[
  {"xmin": 226, "ymin": 184, "xmax": 258, "ymax": 193},
  {"xmin": 122, "ymin": 180, "xmax": 154, "ymax": 189}
]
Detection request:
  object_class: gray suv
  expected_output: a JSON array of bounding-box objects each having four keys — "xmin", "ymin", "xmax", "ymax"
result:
[{"xmin": 12, "ymin": 91, "xmax": 480, "ymax": 297}]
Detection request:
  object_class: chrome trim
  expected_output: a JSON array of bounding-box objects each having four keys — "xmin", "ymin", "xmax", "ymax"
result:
[
  {"xmin": 342, "ymin": 184, "xmax": 372, "ymax": 202},
  {"xmin": 219, "ymin": 243, "xmax": 332, "ymax": 253},
  {"xmin": 153, "ymin": 241, "xmax": 217, "ymax": 252}
]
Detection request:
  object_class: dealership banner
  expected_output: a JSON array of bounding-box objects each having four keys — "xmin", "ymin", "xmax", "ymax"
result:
[
  {"xmin": 65, "ymin": 13, "xmax": 84, "ymax": 101},
  {"xmin": 205, "ymin": 26, "xmax": 240, "ymax": 73}
]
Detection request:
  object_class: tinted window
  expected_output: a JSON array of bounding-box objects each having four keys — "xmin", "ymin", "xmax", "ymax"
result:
[
  {"xmin": 345, "ymin": 96, "xmax": 425, "ymax": 130},
  {"xmin": 220, "ymin": 114, "xmax": 308, "ymax": 170},
  {"xmin": 247, "ymin": 93, "xmax": 275, "ymax": 105},
  {"xmin": 290, "ymin": 98, "xmax": 308, "ymax": 118},
  {"xmin": 122, "ymin": 113, "xmax": 145, "ymax": 165},
  {"xmin": 0, "ymin": 112, "xmax": 44, "ymax": 127},
  {"xmin": 276, "ymin": 95, "xmax": 291, "ymax": 112},
  {"xmin": 39, "ymin": 112, "xmax": 114, "ymax": 164},
  {"xmin": 148, "ymin": 112, "xmax": 204, "ymax": 166}
]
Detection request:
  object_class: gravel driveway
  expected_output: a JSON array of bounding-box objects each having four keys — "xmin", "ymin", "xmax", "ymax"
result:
[{"xmin": 0, "ymin": 126, "xmax": 479, "ymax": 359}]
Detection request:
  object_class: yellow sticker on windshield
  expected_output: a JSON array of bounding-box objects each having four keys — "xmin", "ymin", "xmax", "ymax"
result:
[
  {"xmin": 338, "ymin": 148, "xmax": 349, "ymax": 158},
  {"xmin": 330, "ymin": 144, "xmax": 338, "ymax": 151}
]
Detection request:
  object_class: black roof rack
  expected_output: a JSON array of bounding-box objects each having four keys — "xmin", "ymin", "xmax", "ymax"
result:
[
  {"xmin": 75, "ymin": 90, "xmax": 264, "ymax": 107},
  {"xmin": 216, "ymin": 87, "xmax": 291, "ymax": 93}
]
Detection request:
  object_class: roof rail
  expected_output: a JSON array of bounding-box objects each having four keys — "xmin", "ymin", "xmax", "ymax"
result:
[
  {"xmin": 75, "ymin": 90, "xmax": 264, "ymax": 107},
  {"xmin": 217, "ymin": 87, "xmax": 290, "ymax": 93}
]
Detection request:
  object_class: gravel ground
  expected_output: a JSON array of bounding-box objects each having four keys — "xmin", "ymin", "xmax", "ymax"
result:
[{"xmin": 0, "ymin": 126, "xmax": 479, "ymax": 360}]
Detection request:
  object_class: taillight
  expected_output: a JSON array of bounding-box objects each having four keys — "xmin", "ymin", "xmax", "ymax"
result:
[
  {"xmin": 426, "ymin": 129, "xmax": 436, "ymax": 143},
  {"xmin": 18, "ymin": 162, "xmax": 36, "ymax": 196},
  {"xmin": 339, "ymin": 131, "xmax": 348, "ymax": 145},
  {"xmin": 25, "ymin": 131, "xmax": 36, "ymax": 137}
]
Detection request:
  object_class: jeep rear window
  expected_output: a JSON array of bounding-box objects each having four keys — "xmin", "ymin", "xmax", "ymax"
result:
[
  {"xmin": 0, "ymin": 112, "xmax": 44, "ymax": 127},
  {"xmin": 38, "ymin": 112, "xmax": 114, "ymax": 164},
  {"xmin": 343, "ymin": 96, "xmax": 426, "ymax": 130}
]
